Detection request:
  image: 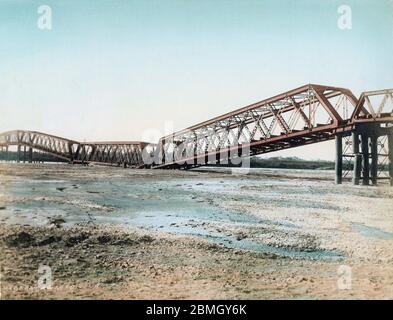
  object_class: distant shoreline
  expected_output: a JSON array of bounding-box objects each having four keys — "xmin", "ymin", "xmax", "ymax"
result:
[
  {"xmin": 250, "ymin": 157, "xmax": 334, "ymax": 170},
  {"xmin": 0, "ymin": 153, "xmax": 388, "ymax": 171}
]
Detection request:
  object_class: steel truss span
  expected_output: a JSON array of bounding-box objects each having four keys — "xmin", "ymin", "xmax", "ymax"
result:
[
  {"xmin": 0, "ymin": 84, "xmax": 392, "ymax": 176},
  {"xmin": 0, "ymin": 130, "xmax": 147, "ymax": 167},
  {"xmin": 153, "ymin": 84, "xmax": 393, "ymax": 169}
]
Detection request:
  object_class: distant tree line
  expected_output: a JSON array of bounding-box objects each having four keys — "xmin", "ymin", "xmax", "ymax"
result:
[
  {"xmin": 250, "ymin": 156, "xmax": 389, "ymax": 171},
  {"xmin": 0, "ymin": 151, "xmax": 389, "ymax": 170},
  {"xmin": 250, "ymin": 156, "xmax": 335, "ymax": 170}
]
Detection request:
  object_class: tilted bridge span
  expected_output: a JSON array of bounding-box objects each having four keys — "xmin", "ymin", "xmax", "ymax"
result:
[{"xmin": 1, "ymin": 84, "xmax": 392, "ymax": 185}]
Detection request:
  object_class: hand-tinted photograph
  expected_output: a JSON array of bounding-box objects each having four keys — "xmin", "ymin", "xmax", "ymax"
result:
[{"xmin": 0, "ymin": 0, "xmax": 392, "ymax": 305}]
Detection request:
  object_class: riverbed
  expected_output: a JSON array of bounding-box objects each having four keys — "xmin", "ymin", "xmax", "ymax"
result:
[{"xmin": 1, "ymin": 163, "xmax": 392, "ymax": 299}]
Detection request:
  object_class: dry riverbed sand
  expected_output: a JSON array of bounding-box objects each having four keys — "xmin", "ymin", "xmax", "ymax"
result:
[{"xmin": 0, "ymin": 163, "xmax": 392, "ymax": 299}]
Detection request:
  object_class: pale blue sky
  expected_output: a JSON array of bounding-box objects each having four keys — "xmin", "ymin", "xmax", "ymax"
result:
[{"xmin": 0, "ymin": 0, "xmax": 392, "ymax": 159}]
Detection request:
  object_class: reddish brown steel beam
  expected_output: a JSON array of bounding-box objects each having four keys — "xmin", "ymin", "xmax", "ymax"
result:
[
  {"xmin": 0, "ymin": 130, "xmax": 147, "ymax": 167},
  {"xmin": 160, "ymin": 84, "xmax": 350, "ymax": 140},
  {"xmin": 154, "ymin": 84, "xmax": 364, "ymax": 169},
  {"xmin": 1, "ymin": 85, "xmax": 392, "ymax": 171},
  {"xmin": 153, "ymin": 123, "xmax": 351, "ymax": 169},
  {"xmin": 312, "ymin": 86, "xmax": 343, "ymax": 125},
  {"xmin": 351, "ymin": 88, "xmax": 393, "ymax": 121}
]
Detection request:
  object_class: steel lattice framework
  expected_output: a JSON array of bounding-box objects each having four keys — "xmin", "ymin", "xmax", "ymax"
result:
[
  {"xmin": 351, "ymin": 88, "xmax": 393, "ymax": 122},
  {"xmin": 0, "ymin": 130, "xmax": 147, "ymax": 167},
  {"xmin": 342, "ymin": 88, "xmax": 393, "ymax": 182},
  {"xmin": 153, "ymin": 84, "xmax": 392, "ymax": 169},
  {"xmin": 0, "ymin": 84, "xmax": 392, "ymax": 174}
]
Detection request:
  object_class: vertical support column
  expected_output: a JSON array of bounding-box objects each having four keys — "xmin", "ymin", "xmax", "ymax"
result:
[
  {"xmin": 73, "ymin": 145, "xmax": 80, "ymax": 164},
  {"xmin": 28, "ymin": 147, "xmax": 33, "ymax": 163},
  {"xmin": 160, "ymin": 139, "xmax": 165, "ymax": 166},
  {"xmin": 335, "ymin": 134, "xmax": 343, "ymax": 184},
  {"xmin": 361, "ymin": 133, "xmax": 370, "ymax": 185},
  {"xmin": 68, "ymin": 143, "xmax": 74, "ymax": 164},
  {"xmin": 216, "ymin": 148, "xmax": 221, "ymax": 165},
  {"xmin": 352, "ymin": 131, "xmax": 361, "ymax": 185},
  {"xmin": 23, "ymin": 146, "xmax": 26, "ymax": 163},
  {"xmin": 388, "ymin": 133, "xmax": 393, "ymax": 187},
  {"xmin": 172, "ymin": 142, "xmax": 176, "ymax": 167},
  {"xmin": 193, "ymin": 141, "xmax": 198, "ymax": 167},
  {"xmin": 17, "ymin": 145, "xmax": 21, "ymax": 163},
  {"xmin": 6, "ymin": 146, "xmax": 8, "ymax": 161},
  {"xmin": 370, "ymin": 134, "xmax": 378, "ymax": 186}
]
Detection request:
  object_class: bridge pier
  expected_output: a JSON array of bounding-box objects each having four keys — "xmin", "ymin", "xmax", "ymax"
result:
[
  {"xmin": 389, "ymin": 133, "xmax": 393, "ymax": 186},
  {"xmin": 352, "ymin": 131, "xmax": 361, "ymax": 185},
  {"xmin": 370, "ymin": 134, "xmax": 378, "ymax": 185},
  {"xmin": 17, "ymin": 145, "xmax": 21, "ymax": 163},
  {"xmin": 338, "ymin": 125, "xmax": 393, "ymax": 186},
  {"xmin": 335, "ymin": 134, "xmax": 343, "ymax": 184},
  {"xmin": 28, "ymin": 147, "xmax": 33, "ymax": 163},
  {"xmin": 361, "ymin": 133, "xmax": 370, "ymax": 185}
]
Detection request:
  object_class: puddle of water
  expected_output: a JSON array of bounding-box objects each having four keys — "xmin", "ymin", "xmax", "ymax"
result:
[
  {"xmin": 2, "ymin": 173, "xmax": 344, "ymax": 259},
  {"xmin": 103, "ymin": 211, "xmax": 343, "ymax": 260},
  {"xmin": 352, "ymin": 223, "xmax": 393, "ymax": 240},
  {"xmin": 206, "ymin": 235, "xmax": 343, "ymax": 260}
]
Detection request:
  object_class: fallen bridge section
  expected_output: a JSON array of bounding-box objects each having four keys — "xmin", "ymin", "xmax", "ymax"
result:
[
  {"xmin": 151, "ymin": 84, "xmax": 393, "ymax": 185},
  {"xmin": 152, "ymin": 85, "xmax": 391, "ymax": 167}
]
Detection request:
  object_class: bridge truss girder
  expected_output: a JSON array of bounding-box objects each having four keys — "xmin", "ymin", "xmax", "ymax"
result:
[
  {"xmin": 153, "ymin": 84, "xmax": 361, "ymax": 169},
  {"xmin": 0, "ymin": 130, "xmax": 146, "ymax": 167}
]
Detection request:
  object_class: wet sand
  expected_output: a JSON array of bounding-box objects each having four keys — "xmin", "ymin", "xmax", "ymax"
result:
[{"xmin": 0, "ymin": 163, "xmax": 393, "ymax": 299}]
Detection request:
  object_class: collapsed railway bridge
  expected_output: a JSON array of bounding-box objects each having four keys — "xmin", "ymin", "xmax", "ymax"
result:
[{"xmin": 1, "ymin": 84, "xmax": 392, "ymax": 185}]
